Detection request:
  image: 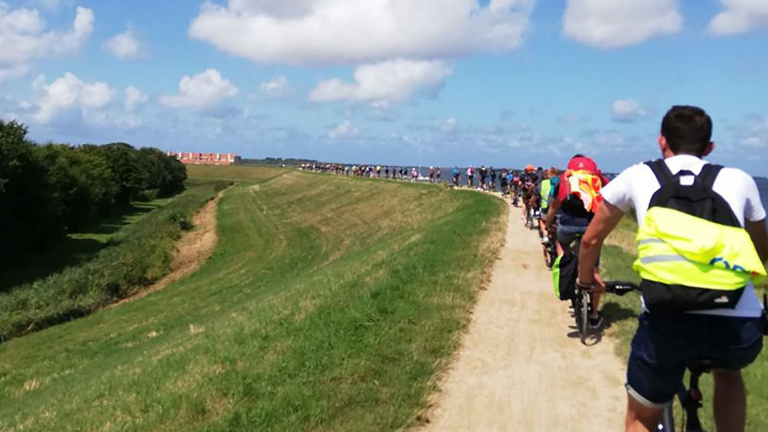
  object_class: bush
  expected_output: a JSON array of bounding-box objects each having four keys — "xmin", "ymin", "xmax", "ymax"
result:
[
  {"xmin": 0, "ymin": 122, "xmax": 60, "ymax": 262},
  {"xmin": 135, "ymin": 188, "xmax": 160, "ymax": 203},
  {"xmin": 37, "ymin": 144, "xmax": 118, "ymax": 230},
  {"xmin": 0, "ymin": 182, "xmax": 220, "ymax": 342}
]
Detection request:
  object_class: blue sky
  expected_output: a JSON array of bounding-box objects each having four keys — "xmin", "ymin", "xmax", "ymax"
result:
[{"xmin": 1, "ymin": 0, "xmax": 768, "ymax": 174}]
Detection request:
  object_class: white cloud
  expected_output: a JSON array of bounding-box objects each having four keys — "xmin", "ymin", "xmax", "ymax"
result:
[
  {"xmin": 0, "ymin": 4, "xmax": 93, "ymax": 83},
  {"xmin": 439, "ymin": 118, "xmax": 458, "ymax": 133},
  {"xmin": 558, "ymin": 113, "xmax": 591, "ymax": 124},
  {"xmin": 79, "ymin": 82, "xmax": 113, "ymax": 108},
  {"xmin": 124, "ymin": 86, "xmax": 148, "ymax": 112},
  {"xmin": 709, "ymin": 0, "xmax": 768, "ymax": 35},
  {"xmin": 309, "ymin": 59, "xmax": 452, "ymax": 104},
  {"xmin": 30, "ymin": 72, "xmax": 115, "ymax": 124},
  {"xmin": 160, "ymin": 69, "xmax": 239, "ymax": 112},
  {"xmin": 104, "ymin": 27, "xmax": 146, "ymax": 59},
  {"xmin": 259, "ymin": 76, "xmax": 293, "ymax": 99},
  {"xmin": 611, "ymin": 99, "xmax": 647, "ymax": 123},
  {"xmin": 737, "ymin": 116, "xmax": 768, "ymax": 149},
  {"xmin": 189, "ymin": 0, "xmax": 535, "ymax": 66},
  {"xmin": 328, "ymin": 120, "xmax": 359, "ymax": 139},
  {"xmin": 563, "ymin": 0, "xmax": 682, "ymax": 48}
]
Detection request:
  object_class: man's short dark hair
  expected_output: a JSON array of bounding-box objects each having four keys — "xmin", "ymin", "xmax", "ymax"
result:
[{"xmin": 661, "ymin": 106, "xmax": 713, "ymax": 156}]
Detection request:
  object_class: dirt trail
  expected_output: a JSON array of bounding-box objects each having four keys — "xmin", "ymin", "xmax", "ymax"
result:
[
  {"xmin": 112, "ymin": 191, "xmax": 223, "ymax": 307},
  {"xmin": 418, "ymin": 200, "xmax": 627, "ymax": 432}
]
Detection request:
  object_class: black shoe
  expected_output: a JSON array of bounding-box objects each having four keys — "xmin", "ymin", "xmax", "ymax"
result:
[{"xmin": 589, "ymin": 314, "xmax": 604, "ymax": 329}]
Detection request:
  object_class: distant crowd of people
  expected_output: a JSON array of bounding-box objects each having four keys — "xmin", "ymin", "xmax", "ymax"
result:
[
  {"xmin": 300, "ymin": 163, "xmax": 447, "ymax": 182},
  {"xmin": 301, "ymin": 163, "xmax": 542, "ymax": 191}
]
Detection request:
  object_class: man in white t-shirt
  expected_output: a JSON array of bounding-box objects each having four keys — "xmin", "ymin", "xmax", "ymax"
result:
[{"xmin": 576, "ymin": 106, "xmax": 768, "ymax": 432}]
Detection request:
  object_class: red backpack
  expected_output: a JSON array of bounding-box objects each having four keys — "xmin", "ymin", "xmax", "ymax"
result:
[{"xmin": 557, "ymin": 157, "xmax": 605, "ymax": 215}]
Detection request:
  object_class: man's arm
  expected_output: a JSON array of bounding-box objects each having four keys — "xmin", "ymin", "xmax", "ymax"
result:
[
  {"xmin": 746, "ymin": 219, "xmax": 768, "ymax": 264},
  {"xmin": 577, "ymin": 200, "xmax": 625, "ymax": 285}
]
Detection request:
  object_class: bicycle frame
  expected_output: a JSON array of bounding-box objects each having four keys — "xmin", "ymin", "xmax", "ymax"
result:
[{"xmin": 657, "ymin": 367, "xmax": 707, "ymax": 432}]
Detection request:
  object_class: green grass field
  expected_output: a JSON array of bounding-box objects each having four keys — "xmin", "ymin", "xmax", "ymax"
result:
[
  {"xmin": 601, "ymin": 217, "xmax": 768, "ymax": 431},
  {"xmin": 0, "ymin": 167, "xmax": 506, "ymax": 432},
  {"xmin": 186, "ymin": 164, "xmax": 286, "ymax": 181}
]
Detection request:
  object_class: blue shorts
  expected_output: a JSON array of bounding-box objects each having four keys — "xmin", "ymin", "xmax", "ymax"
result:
[
  {"xmin": 626, "ymin": 312, "xmax": 764, "ymax": 408},
  {"xmin": 556, "ymin": 225, "xmax": 586, "ymax": 246}
]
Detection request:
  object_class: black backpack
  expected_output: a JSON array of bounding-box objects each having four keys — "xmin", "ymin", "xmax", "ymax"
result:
[{"xmin": 640, "ymin": 160, "xmax": 745, "ymax": 312}]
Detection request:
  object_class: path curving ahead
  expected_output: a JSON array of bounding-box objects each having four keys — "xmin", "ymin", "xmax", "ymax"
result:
[{"xmin": 418, "ymin": 199, "xmax": 627, "ymax": 432}]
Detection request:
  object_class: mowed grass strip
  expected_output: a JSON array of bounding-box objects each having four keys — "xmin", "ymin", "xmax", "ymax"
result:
[
  {"xmin": 601, "ymin": 218, "xmax": 768, "ymax": 431},
  {"xmin": 0, "ymin": 169, "xmax": 506, "ymax": 432},
  {"xmin": 186, "ymin": 164, "xmax": 285, "ymax": 182}
]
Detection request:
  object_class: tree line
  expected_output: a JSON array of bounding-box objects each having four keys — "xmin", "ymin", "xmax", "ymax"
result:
[{"xmin": 0, "ymin": 120, "xmax": 187, "ymax": 265}]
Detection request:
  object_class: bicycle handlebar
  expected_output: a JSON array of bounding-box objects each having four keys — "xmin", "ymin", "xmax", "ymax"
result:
[{"xmin": 604, "ymin": 281, "xmax": 640, "ymax": 296}]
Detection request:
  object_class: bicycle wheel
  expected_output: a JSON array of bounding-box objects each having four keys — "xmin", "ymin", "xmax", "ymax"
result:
[
  {"xmin": 579, "ymin": 290, "xmax": 590, "ymax": 344},
  {"xmin": 548, "ymin": 243, "xmax": 558, "ymax": 268},
  {"xmin": 573, "ymin": 292, "xmax": 583, "ymax": 333}
]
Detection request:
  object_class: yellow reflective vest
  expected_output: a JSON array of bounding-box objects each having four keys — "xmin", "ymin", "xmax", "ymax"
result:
[
  {"xmin": 540, "ymin": 179, "xmax": 552, "ymax": 210},
  {"xmin": 633, "ymin": 207, "xmax": 766, "ymax": 291}
]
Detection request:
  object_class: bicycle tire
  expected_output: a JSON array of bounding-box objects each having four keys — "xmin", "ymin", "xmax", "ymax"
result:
[{"xmin": 580, "ymin": 290, "xmax": 590, "ymax": 344}]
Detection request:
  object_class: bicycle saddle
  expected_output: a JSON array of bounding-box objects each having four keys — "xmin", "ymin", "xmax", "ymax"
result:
[{"xmin": 685, "ymin": 359, "xmax": 728, "ymax": 374}]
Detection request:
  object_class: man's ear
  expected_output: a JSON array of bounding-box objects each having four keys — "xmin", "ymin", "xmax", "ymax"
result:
[
  {"xmin": 702, "ymin": 141, "xmax": 715, "ymax": 157},
  {"xmin": 658, "ymin": 135, "xmax": 669, "ymax": 155}
]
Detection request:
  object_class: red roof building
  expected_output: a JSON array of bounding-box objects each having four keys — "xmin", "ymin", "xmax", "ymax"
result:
[{"xmin": 167, "ymin": 152, "xmax": 237, "ymax": 165}]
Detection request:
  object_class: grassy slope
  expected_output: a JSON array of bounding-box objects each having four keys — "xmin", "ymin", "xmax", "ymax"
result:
[
  {"xmin": 601, "ymin": 217, "xmax": 768, "ymax": 431},
  {"xmin": 0, "ymin": 168, "xmax": 505, "ymax": 432}
]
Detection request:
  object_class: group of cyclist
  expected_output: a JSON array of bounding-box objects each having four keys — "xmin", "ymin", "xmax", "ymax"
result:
[
  {"xmin": 510, "ymin": 157, "xmax": 609, "ymax": 329},
  {"xmin": 301, "ymin": 106, "xmax": 767, "ymax": 432},
  {"xmin": 516, "ymin": 106, "xmax": 768, "ymax": 432}
]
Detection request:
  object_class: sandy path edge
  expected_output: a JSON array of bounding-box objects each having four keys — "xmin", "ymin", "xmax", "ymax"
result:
[
  {"xmin": 415, "ymin": 197, "xmax": 628, "ymax": 432},
  {"xmin": 109, "ymin": 189, "xmax": 225, "ymax": 308}
]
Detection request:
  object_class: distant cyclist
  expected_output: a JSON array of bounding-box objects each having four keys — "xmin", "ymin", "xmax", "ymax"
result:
[
  {"xmin": 467, "ymin": 166, "xmax": 475, "ymax": 188},
  {"xmin": 543, "ymin": 155, "xmax": 609, "ymax": 326},
  {"xmin": 521, "ymin": 165, "xmax": 538, "ymax": 221},
  {"xmin": 451, "ymin": 167, "xmax": 461, "ymax": 187},
  {"xmin": 489, "ymin": 167, "xmax": 497, "ymax": 192},
  {"xmin": 537, "ymin": 168, "xmax": 558, "ymax": 249},
  {"xmin": 511, "ymin": 170, "xmax": 522, "ymax": 205},
  {"xmin": 479, "ymin": 165, "xmax": 488, "ymax": 190},
  {"xmin": 500, "ymin": 168, "xmax": 509, "ymax": 195},
  {"xmin": 578, "ymin": 106, "xmax": 768, "ymax": 432}
]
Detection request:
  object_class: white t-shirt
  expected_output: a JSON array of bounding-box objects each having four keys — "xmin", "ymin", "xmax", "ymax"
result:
[{"xmin": 601, "ymin": 155, "xmax": 767, "ymax": 318}]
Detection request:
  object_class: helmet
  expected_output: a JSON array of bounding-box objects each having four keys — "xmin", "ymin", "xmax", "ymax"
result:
[{"xmin": 524, "ymin": 164, "xmax": 535, "ymax": 172}]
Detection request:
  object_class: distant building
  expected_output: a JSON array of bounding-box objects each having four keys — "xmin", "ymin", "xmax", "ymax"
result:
[{"xmin": 167, "ymin": 151, "xmax": 238, "ymax": 165}]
